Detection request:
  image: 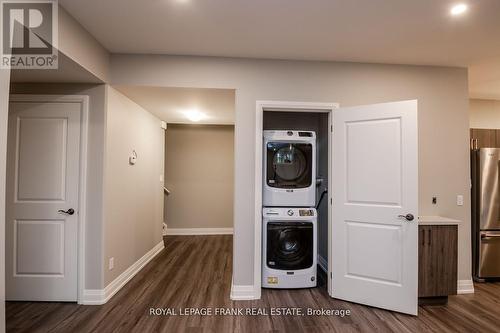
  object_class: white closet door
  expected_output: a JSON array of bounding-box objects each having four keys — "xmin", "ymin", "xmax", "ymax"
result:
[
  {"xmin": 6, "ymin": 101, "xmax": 81, "ymax": 301},
  {"xmin": 331, "ymin": 100, "xmax": 418, "ymax": 315}
]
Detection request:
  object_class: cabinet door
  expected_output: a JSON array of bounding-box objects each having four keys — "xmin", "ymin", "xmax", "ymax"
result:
[
  {"xmin": 471, "ymin": 128, "xmax": 496, "ymax": 148},
  {"xmin": 495, "ymin": 130, "xmax": 500, "ymax": 148},
  {"xmin": 418, "ymin": 226, "xmax": 458, "ymax": 297}
]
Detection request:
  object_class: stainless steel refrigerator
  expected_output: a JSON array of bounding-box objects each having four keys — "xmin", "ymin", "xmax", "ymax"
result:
[{"xmin": 472, "ymin": 148, "xmax": 500, "ymax": 280}]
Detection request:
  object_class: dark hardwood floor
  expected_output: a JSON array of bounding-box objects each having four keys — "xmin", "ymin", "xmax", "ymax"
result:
[{"xmin": 6, "ymin": 235, "xmax": 500, "ymax": 332}]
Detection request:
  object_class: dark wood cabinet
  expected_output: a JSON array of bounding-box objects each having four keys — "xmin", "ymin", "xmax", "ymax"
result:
[
  {"xmin": 470, "ymin": 128, "xmax": 500, "ymax": 148},
  {"xmin": 418, "ymin": 225, "xmax": 458, "ymax": 302},
  {"xmin": 496, "ymin": 129, "xmax": 500, "ymax": 148},
  {"xmin": 470, "ymin": 128, "xmax": 497, "ymax": 148}
]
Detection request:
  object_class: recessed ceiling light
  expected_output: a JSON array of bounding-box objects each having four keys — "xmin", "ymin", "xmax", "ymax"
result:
[
  {"xmin": 183, "ymin": 109, "xmax": 207, "ymax": 122},
  {"xmin": 450, "ymin": 3, "xmax": 468, "ymax": 16}
]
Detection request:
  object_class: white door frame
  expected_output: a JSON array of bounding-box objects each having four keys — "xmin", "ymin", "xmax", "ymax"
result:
[
  {"xmin": 8, "ymin": 94, "xmax": 89, "ymax": 304},
  {"xmin": 254, "ymin": 101, "xmax": 339, "ymax": 298}
]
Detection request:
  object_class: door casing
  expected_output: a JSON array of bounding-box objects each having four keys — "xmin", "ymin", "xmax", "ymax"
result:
[{"xmin": 8, "ymin": 94, "xmax": 89, "ymax": 303}]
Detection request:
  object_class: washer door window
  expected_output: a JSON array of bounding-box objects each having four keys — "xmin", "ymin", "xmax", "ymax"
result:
[
  {"xmin": 267, "ymin": 143, "xmax": 312, "ymax": 188},
  {"xmin": 266, "ymin": 222, "xmax": 313, "ymax": 270}
]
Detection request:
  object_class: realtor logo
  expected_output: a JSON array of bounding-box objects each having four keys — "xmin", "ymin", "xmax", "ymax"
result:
[{"xmin": 1, "ymin": 0, "xmax": 58, "ymax": 69}]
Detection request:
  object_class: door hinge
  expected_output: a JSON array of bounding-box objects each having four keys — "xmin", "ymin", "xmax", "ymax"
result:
[
  {"xmin": 330, "ymin": 125, "xmax": 333, "ymax": 132},
  {"xmin": 330, "ymin": 197, "xmax": 332, "ymax": 205},
  {"xmin": 330, "ymin": 272, "xmax": 333, "ymax": 279}
]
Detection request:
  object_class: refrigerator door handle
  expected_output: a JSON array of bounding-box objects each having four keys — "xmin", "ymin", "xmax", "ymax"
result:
[
  {"xmin": 471, "ymin": 138, "xmax": 478, "ymax": 150},
  {"xmin": 481, "ymin": 233, "xmax": 500, "ymax": 239}
]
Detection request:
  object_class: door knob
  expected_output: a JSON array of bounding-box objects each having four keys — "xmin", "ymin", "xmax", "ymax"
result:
[
  {"xmin": 58, "ymin": 208, "xmax": 75, "ymax": 215},
  {"xmin": 398, "ymin": 213, "xmax": 414, "ymax": 221}
]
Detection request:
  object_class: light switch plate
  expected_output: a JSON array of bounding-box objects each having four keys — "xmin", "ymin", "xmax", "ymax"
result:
[
  {"xmin": 109, "ymin": 257, "xmax": 114, "ymax": 270},
  {"xmin": 457, "ymin": 195, "xmax": 464, "ymax": 206}
]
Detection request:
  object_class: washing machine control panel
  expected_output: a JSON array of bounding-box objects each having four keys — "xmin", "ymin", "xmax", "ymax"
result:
[{"xmin": 263, "ymin": 208, "xmax": 317, "ymax": 218}]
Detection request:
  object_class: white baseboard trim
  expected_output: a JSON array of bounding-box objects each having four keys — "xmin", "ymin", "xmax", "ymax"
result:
[
  {"xmin": 81, "ymin": 289, "xmax": 105, "ymax": 305},
  {"xmin": 166, "ymin": 227, "xmax": 233, "ymax": 235},
  {"xmin": 230, "ymin": 280, "xmax": 260, "ymax": 300},
  {"xmin": 457, "ymin": 278, "xmax": 475, "ymax": 294},
  {"xmin": 317, "ymin": 254, "xmax": 328, "ymax": 273},
  {"xmin": 80, "ymin": 240, "xmax": 165, "ymax": 305}
]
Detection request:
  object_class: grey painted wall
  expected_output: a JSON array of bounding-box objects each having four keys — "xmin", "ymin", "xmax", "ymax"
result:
[
  {"xmin": 103, "ymin": 86, "xmax": 164, "ymax": 285},
  {"xmin": 164, "ymin": 124, "xmax": 234, "ymax": 229},
  {"xmin": 470, "ymin": 99, "xmax": 500, "ymax": 129},
  {"xmin": 110, "ymin": 55, "xmax": 471, "ymax": 287},
  {"xmin": 9, "ymin": 83, "xmax": 106, "ymax": 289}
]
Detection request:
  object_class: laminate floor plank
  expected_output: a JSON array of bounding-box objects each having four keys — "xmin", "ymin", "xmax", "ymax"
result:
[{"xmin": 6, "ymin": 235, "xmax": 500, "ymax": 333}]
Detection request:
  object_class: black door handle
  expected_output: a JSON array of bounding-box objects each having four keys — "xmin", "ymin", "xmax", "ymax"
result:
[
  {"xmin": 58, "ymin": 208, "xmax": 75, "ymax": 215},
  {"xmin": 398, "ymin": 213, "xmax": 414, "ymax": 221}
]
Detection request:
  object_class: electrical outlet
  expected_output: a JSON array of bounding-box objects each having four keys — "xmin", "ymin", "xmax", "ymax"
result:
[
  {"xmin": 457, "ymin": 195, "xmax": 464, "ymax": 206},
  {"xmin": 432, "ymin": 196, "xmax": 437, "ymax": 204},
  {"xmin": 109, "ymin": 257, "xmax": 114, "ymax": 270}
]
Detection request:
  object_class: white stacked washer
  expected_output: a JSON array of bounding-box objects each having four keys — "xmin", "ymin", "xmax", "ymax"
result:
[
  {"xmin": 262, "ymin": 130, "xmax": 317, "ymax": 289},
  {"xmin": 262, "ymin": 208, "xmax": 317, "ymax": 288}
]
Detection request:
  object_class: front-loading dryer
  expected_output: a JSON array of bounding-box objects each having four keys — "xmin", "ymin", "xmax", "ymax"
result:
[
  {"xmin": 262, "ymin": 207, "xmax": 317, "ymax": 289},
  {"xmin": 263, "ymin": 130, "xmax": 316, "ymax": 207}
]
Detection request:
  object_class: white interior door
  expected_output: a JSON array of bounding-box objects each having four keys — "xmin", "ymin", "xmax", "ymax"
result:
[
  {"xmin": 331, "ymin": 100, "xmax": 418, "ymax": 315},
  {"xmin": 6, "ymin": 101, "xmax": 81, "ymax": 301}
]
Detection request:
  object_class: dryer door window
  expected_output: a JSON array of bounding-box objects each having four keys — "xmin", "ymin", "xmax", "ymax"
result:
[
  {"xmin": 267, "ymin": 143, "xmax": 312, "ymax": 188},
  {"xmin": 266, "ymin": 222, "xmax": 313, "ymax": 270}
]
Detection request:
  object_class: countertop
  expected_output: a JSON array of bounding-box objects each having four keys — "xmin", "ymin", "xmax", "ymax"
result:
[{"xmin": 418, "ymin": 215, "xmax": 460, "ymax": 226}]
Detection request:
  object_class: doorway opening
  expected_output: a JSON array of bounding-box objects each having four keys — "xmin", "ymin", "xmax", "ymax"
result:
[
  {"xmin": 254, "ymin": 101, "xmax": 337, "ymax": 298},
  {"xmin": 262, "ymin": 111, "xmax": 330, "ymax": 290},
  {"xmin": 469, "ymin": 100, "xmax": 500, "ymax": 282},
  {"xmin": 113, "ymin": 86, "xmax": 236, "ymax": 236}
]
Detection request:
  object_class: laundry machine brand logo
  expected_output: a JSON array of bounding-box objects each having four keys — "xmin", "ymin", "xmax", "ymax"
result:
[{"xmin": 1, "ymin": 0, "xmax": 58, "ymax": 69}]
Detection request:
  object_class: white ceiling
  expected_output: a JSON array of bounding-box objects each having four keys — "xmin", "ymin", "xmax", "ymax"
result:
[
  {"xmin": 60, "ymin": 0, "xmax": 500, "ymax": 99},
  {"xmin": 115, "ymin": 86, "xmax": 235, "ymax": 124}
]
